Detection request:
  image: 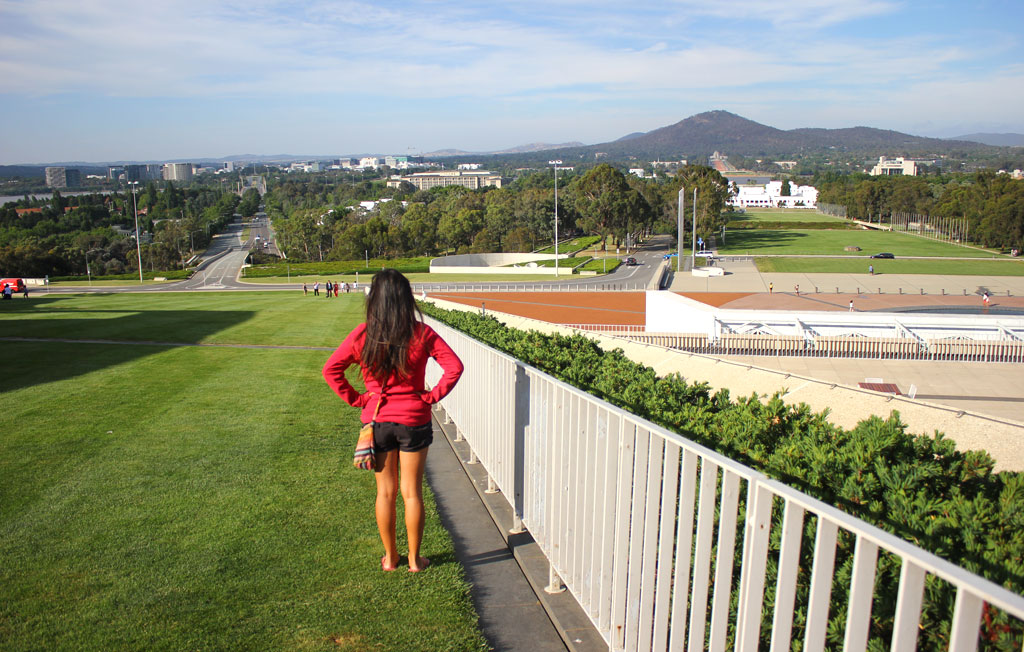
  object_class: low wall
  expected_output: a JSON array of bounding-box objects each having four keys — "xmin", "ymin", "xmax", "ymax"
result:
[{"xmin": 425, "ymin": 251, "xmax": 569, "ymax": 270}]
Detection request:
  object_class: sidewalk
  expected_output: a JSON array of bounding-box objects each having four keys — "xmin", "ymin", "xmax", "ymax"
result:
[
  {"xmin": 427, "ymin": 413, "xmax": 604, "ymax": 652},
  {"xmin": 668, "ymin": 258, "xmax": 1024, "ymax": 296}
]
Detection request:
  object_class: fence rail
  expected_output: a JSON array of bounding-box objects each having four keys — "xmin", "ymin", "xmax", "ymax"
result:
[
  {"xmin": 424, "ymin": 315, "xmax": 1024, "ymax": 651},
  {"xmin": 608, "ymin": 331, "xmax": 1024, "ymax": 364},
  {"xmin": 414, "ymin": 282, "xmax": 644, "ymax": 293}
]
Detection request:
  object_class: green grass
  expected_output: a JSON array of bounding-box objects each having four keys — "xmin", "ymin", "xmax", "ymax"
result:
[
  {"xmin": 244, "ymin": 257, "xmax": 433, "ymax": 278},
  {"xmin": 534, "ymin": 235, "xmax": 602, "ymax": 255},
  {"xmin": 755, "ymin": 257, "xmax": 1024, "ymax": 276},
  {"xmin": 577, "ymin": 257, "xmax": 622, "ymax": 273},
  {"xmin": 719, "ymin": 229, "xmax": 999, "ymax": 258},
  {"xmin": 729, "ymin": 208, "xmax": 844, "ymax": 223},
  {"xmin": 0, "ymin": 293, "xmax": 487, "ymax": 651},
  {"xmin": 242, "ymin": 272, "xmax": 558, "ymax": 284}
]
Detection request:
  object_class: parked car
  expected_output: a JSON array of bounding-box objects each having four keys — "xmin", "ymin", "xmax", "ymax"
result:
[
  {"xmin": 623, "ymin": 257, "xmax": 639, "ymax": 266},
  {"xmin": 871, "ymin": 252, "xmax": 895, "ymax": 259},
  {"xmin": 1, "ymin": 278, "xmax": 26, "ymax": 293}
]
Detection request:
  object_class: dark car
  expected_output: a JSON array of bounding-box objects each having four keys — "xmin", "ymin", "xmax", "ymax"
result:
[
  {"xmin": 871, "ymin": 252, "xmax": 895, "ymax": 259},
  {"xmin": 624, "ymin": 257, "xmax": 639, "ymax": 266}
]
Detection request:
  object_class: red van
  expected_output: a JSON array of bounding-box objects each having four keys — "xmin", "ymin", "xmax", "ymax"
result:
[{"xmin": 1, "ymin": 278, "xmax": 26, "ymax": 294}]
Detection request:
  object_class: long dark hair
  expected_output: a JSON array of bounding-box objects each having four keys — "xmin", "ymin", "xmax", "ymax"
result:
[{"xmin": 361, "ymin": 269, "xmax": 421, "ymax": 382}]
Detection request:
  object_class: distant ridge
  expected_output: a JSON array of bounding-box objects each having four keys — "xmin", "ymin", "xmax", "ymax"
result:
[
  {"xmin": 570, "ymin": 110, "xmax": 988, "ymax": 159},
  {"xmin": 950, "ymin": 133, "xmax": 1024, "ymax": 147},
  {"xmin": 425, "ymin": 141, "xmax": 583, "ymax": 157}
]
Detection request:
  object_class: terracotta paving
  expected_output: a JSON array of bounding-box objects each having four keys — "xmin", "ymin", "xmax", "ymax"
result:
[
  {"xmin": 429, "ymin": 291, "xmax": 646, "ymax": 325},
  {"xmin": 433, "ymin": 290, "xmax": 1024, "ymax": 326}
]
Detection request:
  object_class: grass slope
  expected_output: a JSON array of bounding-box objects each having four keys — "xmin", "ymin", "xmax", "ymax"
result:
[
  {"xmin": 719, "ymin": 229, "xmax": 998, "ymax": 258},
  {"xmin": 756, "ymin": 256, "xmax": 1024, "ymax": 276},
  {"xmin": 0, "ymin": 293, "xmax": 486, "ymax": 652}
]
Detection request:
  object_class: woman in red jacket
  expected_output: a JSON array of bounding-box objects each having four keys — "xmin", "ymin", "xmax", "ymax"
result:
[{"xmin": 322, "ymin": 269, "xmax": 463, "ymax": 572}]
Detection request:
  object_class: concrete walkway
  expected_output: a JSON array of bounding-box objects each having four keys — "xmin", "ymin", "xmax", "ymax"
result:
[
  {"xmin": 427, "ymin": 413, "xmax": 604, "ymax": 651},
  {"xmin": 668, "ymin": 257, "xmax": 1024, "ymax": 297}
]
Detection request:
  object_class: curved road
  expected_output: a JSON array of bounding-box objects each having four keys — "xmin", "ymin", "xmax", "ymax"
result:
[{"xmin": 53, "ymin": 223, "xmax": 671, "ymax": 293}]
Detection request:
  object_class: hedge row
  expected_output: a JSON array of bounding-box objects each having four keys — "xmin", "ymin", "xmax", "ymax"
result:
[
  {"xmin": 243, "ymin": 257, "xmax": 432, "ymax": 278},
  {"xmin": 421, "ymin": 303, "xmax": 1024, "ymax": 649}
]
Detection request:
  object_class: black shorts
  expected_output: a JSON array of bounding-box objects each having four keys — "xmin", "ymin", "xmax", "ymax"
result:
[{"xmin": 373, "ymin": 421, "xmax": 433, "ymax": 453}]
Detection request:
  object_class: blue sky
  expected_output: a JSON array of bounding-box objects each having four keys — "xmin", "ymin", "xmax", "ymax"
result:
[{"xmin": 1, "ymin": 0, "xmax": 1022, "ymax": 164}]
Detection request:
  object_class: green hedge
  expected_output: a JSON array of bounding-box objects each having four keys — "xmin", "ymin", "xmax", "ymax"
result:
[
  {"xmin": 421, "ymin": 304, "xmax": 1024, "ymax": 649},
  {"xmin": 50, "ymin": 269, "xmax": 192, "ymax": 282},
  {"xmin": 243, "ymin": 257, "xmax": 432, "ymax": 278}
]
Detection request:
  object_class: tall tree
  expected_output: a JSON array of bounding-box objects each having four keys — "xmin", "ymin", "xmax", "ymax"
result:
[{"xmin": 572, "ymin": 164, "xmax": 649, "ymax": 250}]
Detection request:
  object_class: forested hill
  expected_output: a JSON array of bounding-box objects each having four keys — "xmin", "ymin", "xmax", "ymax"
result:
[{"xmin": 494, "ymin": 110, "xmax": 993, "ymax": 163}]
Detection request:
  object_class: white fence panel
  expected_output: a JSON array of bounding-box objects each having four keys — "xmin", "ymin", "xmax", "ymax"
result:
[{"xmin": 423, "ymin": 316, "xmax": 1024, "ymax": 651}]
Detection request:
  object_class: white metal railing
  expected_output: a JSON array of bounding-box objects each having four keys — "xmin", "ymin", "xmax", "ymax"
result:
[
  {"xmin": 624, "ymin": 332, "xmax": 1024, "ymax": 364},
  {"xmin": 424, "ymin": 315, "xmax": 1024, "ymax": 651},
  {"xmin": 413, "ymin": 282, "xmax": 644, "ymax": 293}
]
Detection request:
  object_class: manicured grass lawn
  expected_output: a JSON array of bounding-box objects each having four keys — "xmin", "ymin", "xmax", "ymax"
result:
[
  {"xmin": 756, "ymin": 257, "xmax": 1024, "ymax": 276},
  {"xmin": 719, "ymin": 229, "xmax": 998, "ymax": 258},
  {"xmin": 241, "ymin": 272, "xmax": 559, "ymax": 284},
  {"xmin": 244, "ymin": 257, "xmax": 433, "ymax": 278},
  {"xmin": 534, "ymin": 235, "xmax": 602, "ymax": 255},
  {"xmin": 0, "ymin": 293, "xmax": 487, "ymax": 651},
  {"xmin": 729, "ymin": 208, "xmax": 843, "ymax": 223}
]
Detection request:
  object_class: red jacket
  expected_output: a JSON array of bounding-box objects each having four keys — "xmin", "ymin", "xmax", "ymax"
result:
[{"xmin": 322, "ymin": 322, "xmax": 464, "ymax": 426}]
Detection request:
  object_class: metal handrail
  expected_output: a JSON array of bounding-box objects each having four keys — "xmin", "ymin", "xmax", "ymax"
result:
[{"xmin": 425, "ymin": 315, "xmax": 1024, "ymax": 651}]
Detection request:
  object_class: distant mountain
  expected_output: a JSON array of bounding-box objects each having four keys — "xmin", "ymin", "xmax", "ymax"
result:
[
  {"xmin": 425, "ymin": 141, "xmax": 583, "ymax": 157},
  {"xmin": 567, "ymin": 110, "xmax": 987, "ymax": 159},
  {"xmin": 950, "ymin": 133, "xmax": 1024, "ymax": 147},
  {"xmin": 615, "ymin": 132, "xmax": 647, "ymax": 142}
]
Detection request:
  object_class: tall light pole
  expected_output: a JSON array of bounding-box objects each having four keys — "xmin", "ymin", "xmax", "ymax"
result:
[
  {"xmin": 677, "ymin": 186, "xmax": 685, "ymax": 273},
  {"xmin": 129, "ymin": 182, "xmax": 143, "ymax": 284},
  {"xmin": 549, "ymin": 160, "xmax": 562, "ymax": 276},
  {"xmin": 691, "ymin": 187, "xmax": 697, "ymax": 270}
]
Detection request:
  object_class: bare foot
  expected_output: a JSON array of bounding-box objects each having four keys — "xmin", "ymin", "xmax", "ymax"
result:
[
  {"xmin": 381, "ymin": 555, "xmax": 399, "ymax": 572},
  {"xmin": 408, "ymin": 556, "xmax": 430, "ymax": 572}
]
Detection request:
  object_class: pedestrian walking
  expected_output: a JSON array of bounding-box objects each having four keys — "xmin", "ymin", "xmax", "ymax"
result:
[
  {"xmin": 794, "ymin": 284, "xmax": 800, "ymax": 296},
  {"xmin": 869, "ymin": 264, "xmax": 874, "ymax": 276},
  {"xmin": 768, "ymin": 282, "xmax": 773, "ymax": 295},
  {"xmin": 326, "ymin": 280, "xmax": 333, "ymax": 298},
  {"xmin": 849, "ymin": 299, "xmax": 854, "ymax": 312},
  {"xmin": 983, "ymin": 291, "xmax": 990, "ymax": 308},
  {"xmin": 313, "ymin": 281, "xmax": 320, "ymax": 296},
  {"xmin": 334, "ymin": 282, "xmax": 339, "ymax": 298},
  {"xmin": 303, "ymin": 283, "xmax": 308, "ymax": 296},
  {"xmin": 322, "ymin": 269, "xmax": 464, "ymax": 573}
]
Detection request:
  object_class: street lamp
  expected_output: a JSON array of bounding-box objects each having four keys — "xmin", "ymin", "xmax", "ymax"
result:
[
  {"xmin": 677, "ymin": 186, "xmax": 685, "ymax": 273},
  {"xmin": 129, "ymin": 182, "xmax": 143, "ymax": 284},
  {"xmin": 549, "ymin": 160, "xmax": 562, "ymax": 276},
  {"xmin": 690, "ymin": 187, "xmax": 697, "ymax": 270}
]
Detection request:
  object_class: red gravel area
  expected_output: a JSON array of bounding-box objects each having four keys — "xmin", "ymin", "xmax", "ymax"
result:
[
  {"xmin": 432, "ymin": 290, "xmax": 1024, "ymax": 327},
  {"xmin": 431, "ymin": 291, "xmax": 646, "ymax": 325}
]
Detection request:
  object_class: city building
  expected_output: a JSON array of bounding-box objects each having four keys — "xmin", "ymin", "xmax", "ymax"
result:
[
  {"xmin": 729, "ymin": 180, "xmax": 818, "ymax": 208},
  {"xmin": 44, "ymin": 167, "xmax": 81, "ymax": 188},
  {"xmin": 107, "ymin": 166, "xmax": 125, "ymax": 181},
  {"xmin": 386, "ymin": 170, "xmax": 506, "ymax": 190},
  {"xmin": 870, "ymin": 156, "xmax": 917, "ymax": 176},
  {"xmin": 457, "ymin": 163, "xmax": 482, "ymax": 170},
  {"xmin": 163, "ymin": 163, "xmax": 193, "ymax": 183}
]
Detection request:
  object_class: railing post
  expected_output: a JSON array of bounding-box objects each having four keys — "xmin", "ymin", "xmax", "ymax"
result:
[
  {"xmin": 510, "ymin": 362, "xmax": 529, "ymax": 534},
  {"xmin": 545, "ymin": 563, "xmax": 565, "ymax": 594}
]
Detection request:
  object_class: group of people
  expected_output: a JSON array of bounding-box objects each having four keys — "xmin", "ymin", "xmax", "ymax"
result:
[{"xmin": 304, "ymin": 280, "xmax": 358, "ymax": 297}]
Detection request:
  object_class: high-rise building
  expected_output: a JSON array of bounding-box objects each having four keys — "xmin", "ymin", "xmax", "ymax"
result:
[
  {"xmin": 45, "ymin": 167, "xmax": 81, "ymax": 188},
  {"xmin": 162, "ymin": 163, "xmax": 193, "ymax": 183}
]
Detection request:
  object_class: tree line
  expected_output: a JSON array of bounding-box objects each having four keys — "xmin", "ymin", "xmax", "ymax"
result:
[
  {"xmin": 0, "ymin": 186, "xmax": 241, "ymax": 277},
  {"xmin": 266, "ymin": 164, "xmax": 732, "ymax": 263},
  {"xmin": 814, "ymin": 171, "xmax": 1024, "ymax": 251}
]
